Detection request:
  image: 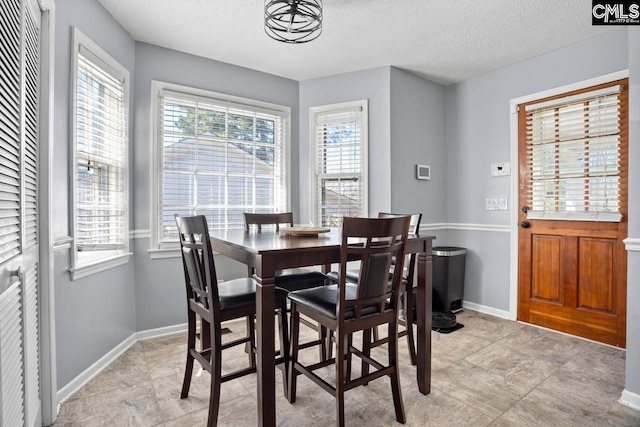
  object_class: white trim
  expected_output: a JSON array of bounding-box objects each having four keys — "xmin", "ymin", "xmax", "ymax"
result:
[
  {"xmin": 37, "ymin": 3, "xmax": 57, "ymax": 424},
  {"xmin": 462, "ymin": 300, "xmax": 510, "ymax": 319},
  {"xmin": 623, "ymin": 238, "xmax": 640, "ymax": 252},
  {"xmin": 57, "ymin": 333, "xmax": 137, "ymax": 404},
  {"xmin": 148, "ymin": 248, "xmax": 181, "ymax": 260},
  {"xmin": 419, "ymin": 223, "xmax": 448, "ymax": 232},
  {"xmin": 525, "ymin": 84, "xmax": 623, "ymax": 111},
  {"xmin": 129, "ymin": 229, "xmax": 151, "ymax": 240},
  {"xmin": 53, "ymin": 236, "xmax": 73, "ymax": 252},
  {"xmin": 508, "ymin": 69, "xmax": 629, "ymax": 322},
  {"xmin": 136, "ymin": 323, "xmax": 188, "ymax": 341},
  {"xmin": 447, "ymin": 223, "xmax": 511, "ymax": 233},
  {"xmin": 619, "ymin": 389, "xmax": 640, "ymax": 411},
  {"xmin": 419, "ymin": 223, "xmax": 511, "ymax": 233},
  {"xmin": 68, "ymin": 252, "xmax": 132, "ymax": 281}
]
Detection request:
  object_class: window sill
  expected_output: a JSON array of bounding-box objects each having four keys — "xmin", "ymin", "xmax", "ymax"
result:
[
  {"xmin": 148, "ymin": 248, "xmax": 181, "ymax": 260},
  {"xmin": 69, "ymin": 252, "xmax": 133, "ymax": 281}
]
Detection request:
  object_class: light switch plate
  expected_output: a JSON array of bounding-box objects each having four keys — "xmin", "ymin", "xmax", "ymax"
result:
[{"xmin": 491, "ymin": 162, "xmax": 511, "ymax": 177}]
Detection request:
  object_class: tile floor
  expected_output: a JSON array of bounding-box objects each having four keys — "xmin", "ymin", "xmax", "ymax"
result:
[{"xmin": 53, "ymin": 310, "xmax": 640, "ymax": 426}]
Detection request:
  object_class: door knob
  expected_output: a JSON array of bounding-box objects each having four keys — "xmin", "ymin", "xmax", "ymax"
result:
[{"xmin": 520, "ymin": 221, "xmax": 530, "ymax": 228}]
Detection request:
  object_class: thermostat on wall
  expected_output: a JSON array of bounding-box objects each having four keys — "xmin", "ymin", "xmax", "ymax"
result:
[{"xmin": 416, "ymin": 164, "xmax": 430, "ymax": 180}]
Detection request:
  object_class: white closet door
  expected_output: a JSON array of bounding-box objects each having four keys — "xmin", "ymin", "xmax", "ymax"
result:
[{"xmin": 0, "ymin": 0, "xmax": 41, "ymax": 426}]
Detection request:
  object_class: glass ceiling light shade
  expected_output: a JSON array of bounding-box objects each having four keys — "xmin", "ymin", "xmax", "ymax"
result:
[{"xmin": 265, "ymin": 0, "xmax": 323, "ymax": 44}]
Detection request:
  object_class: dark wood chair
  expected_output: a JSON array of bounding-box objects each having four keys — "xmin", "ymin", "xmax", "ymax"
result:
[
  {"xmin": 175, "ymin": 215, "xmax": 289, "ymax": 427},
  {"xmin": 327, "ymin": 212, "xmax": 422, "ymax": 365},
  {"xmin": 287, "ymin": 216, "xmax": 411, "ymax": 426},
  {"xmin": 244, "ymin": 212, "xmax": 330, "ymax": 359}
]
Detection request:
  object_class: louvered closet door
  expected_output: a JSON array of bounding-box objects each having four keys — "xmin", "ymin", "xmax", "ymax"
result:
[{"xmin": 0, "ymin": 0, "xmax": 41, "ymax": 426}]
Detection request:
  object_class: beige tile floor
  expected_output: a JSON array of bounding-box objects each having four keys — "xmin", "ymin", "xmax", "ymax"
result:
[{"xmin": 53, "ymin": 310, "xmax": 640, "ymax": 426}]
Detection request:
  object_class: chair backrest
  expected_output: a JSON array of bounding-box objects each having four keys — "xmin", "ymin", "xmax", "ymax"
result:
[
  {"xmin": 175, "ymin": 215, "xmax": 220, "ymax": 320},
  {"xmin": 244, "ymin": 212, "xmax": 294, "ymax": 232},
  {"xmin": 338, "ymin": 216, "xmax": 410, "ymax": 321},
  {"xmin": 378, "ymin": 212, "xmax": 422, "ymax": 235}
]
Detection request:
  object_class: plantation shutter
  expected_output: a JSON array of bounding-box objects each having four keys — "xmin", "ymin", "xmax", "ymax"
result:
[
  {"xmin": 157, "ymin": 90, "xmax": 288, "ymax": 244},
  {"xmin": 524, "ymin": 84, "xmax": 624, "ymax": 222},
  {"xmin": 75, "ymin": 47, "xmax": 127, "ymax": 254},
  {"xmin": 0, "ymin": 0, "xmax": 41, "ymax": 426},
  {"xmin": 0, "ymin": 0, "xmax": 22, "ymax": 265},
  {"xmin": 313, "ymin": 106, "xmax": 366, "ymax": 227}
]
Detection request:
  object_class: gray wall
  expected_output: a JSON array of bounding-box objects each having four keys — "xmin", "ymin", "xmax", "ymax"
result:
[
  {"xmin": 298, "ymin": 67, "xmax": 392, "ymax": 223},
  {"xmin": 389, "ymin": 68, "xmax": 447, "ymax": 224},
  {"xmin": 131, "ymin": 43, "xmax": 300, "ymax": 331},
  {"xmin": 445, "ymin": 28, "xmax": 629, "ymax": 313},
  {"xmin": 625, "ymin": 27, "xmax": 640, "ymax": 397},
  {"xmin": 53, "ymin": 0, "xmax": 137, "ymax": 389}
]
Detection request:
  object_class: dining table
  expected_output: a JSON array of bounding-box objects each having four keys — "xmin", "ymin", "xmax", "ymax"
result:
[{"xmin": 209, "ymin": 227, "xmax": 434, "ymax": 427}]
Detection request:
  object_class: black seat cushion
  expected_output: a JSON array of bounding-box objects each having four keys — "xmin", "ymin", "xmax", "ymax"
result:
[
  {"xmin": 218, "ymin": 278, "xmax": 288, "ymax": 311},
  {"xmin": 255, "ymin": 268, "xmax": 326, "ymax": 292},
  {"xmin": 287, "ymin": 284, "xmax": 381, "ymax": 320}
]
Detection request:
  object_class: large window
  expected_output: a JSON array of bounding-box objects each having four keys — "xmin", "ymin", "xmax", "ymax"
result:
[
  {"xmin": 524, "ymin": 83, "xmax": 625, "ymax": 222},
  {"xmin": 71, "ymin": 29, "xmax": 130, "ymax": 276},
  {"xmin": 310, "ymin": 100, "xmax": 368, "ymax": 227},
  {"xmin": 152, "ymin": 83, "xmax": 290, "ymax": 248}
]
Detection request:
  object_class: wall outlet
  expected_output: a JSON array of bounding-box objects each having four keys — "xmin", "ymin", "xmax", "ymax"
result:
[{"xmin": 486, "ymin": 198, "xmax": 508, "ymax": 211}]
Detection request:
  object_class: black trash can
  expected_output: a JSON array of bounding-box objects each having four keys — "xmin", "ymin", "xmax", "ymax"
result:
[{"xmin": 432, "ymin": 246, "xmax": 467, "ymax": 313}]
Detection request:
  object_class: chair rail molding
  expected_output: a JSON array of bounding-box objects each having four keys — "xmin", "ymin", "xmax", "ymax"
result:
[
  {"xmin": 623, "ymin": 237, "xmax": 640, "ymax": 252},
  {"xmin": 53, "ymin": 236, "xmax": 73, "ymax": 252},
  {"xmin": 129, "ymin": 229, "xmax": 151, "ymax": 240},
  {"xmin": 420, "ymin": 223, "xmax": 511, "ymax": 233}
]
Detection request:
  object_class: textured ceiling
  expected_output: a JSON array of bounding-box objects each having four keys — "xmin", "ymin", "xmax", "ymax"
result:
[{"xmin": 97, "ymin": 0, "xmax": 613, "ymax": 85}]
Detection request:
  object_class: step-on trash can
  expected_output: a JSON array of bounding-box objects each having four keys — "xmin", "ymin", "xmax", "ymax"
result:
[{"xmin": 432, "ymin": 246, "xmax": 467, "ymax": 331}]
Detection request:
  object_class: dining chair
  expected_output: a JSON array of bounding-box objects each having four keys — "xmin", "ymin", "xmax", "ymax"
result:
[
  {"xmin": 244, "ymin": 212, "xmax": 330, "ymax": 359},
  {"xmin": 287, "ymin": 216, "xmax": 411, "ymax": 426},
  {"xmin": 175, "ymin": 215, "xmax": 290, "ymax": 427},
  {"xmin": 326, "ymin": 212, "xmax": 422, "ymax": 365}
]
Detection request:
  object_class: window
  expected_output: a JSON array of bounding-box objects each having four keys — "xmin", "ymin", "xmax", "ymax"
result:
[
  {"xmin": 71, "ymin": 29, "xmax": 130, "ymax": 277},
  {"xmin": 152, "ymin": 82, "xmax": 290, "ymax": 248},
  {"xmin": 310, "ymin": 100, "xmax": 368, "ymax": 227},
  {"xmin": 524, "ymin": 82, "xmax": 625, "ymax": 222}
]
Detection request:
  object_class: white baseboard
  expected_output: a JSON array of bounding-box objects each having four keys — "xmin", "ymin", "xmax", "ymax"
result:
[
  {"xmin": 619, "ymin": 389, "xmax": 640, "ymax": 411},
  {"xmin": 136, "ymin": 323, "xmax": 188, "ymax": 340},
  {"xmin": 57, "ymin": 333, "xmax": 137, "ymax": 404},
  {"xmin": 462, "ymin": 300, "xmax": 510, "ymax": 319}
]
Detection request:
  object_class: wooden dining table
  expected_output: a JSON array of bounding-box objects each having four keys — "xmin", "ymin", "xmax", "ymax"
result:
[{"xmin": 209, "ymin": 228, "xmax": 434, "ymax": 427}]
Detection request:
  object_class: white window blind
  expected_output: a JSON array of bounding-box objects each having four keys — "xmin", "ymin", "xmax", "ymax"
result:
[
  {"xmin": 157, "ymin": 89, "xmax": 288, "ymax": 245},
  {"xmin": 312, "ymin": 102, "xmax": 367, "ymax": 227},
  {"xmin": 524, "ymin": 84, "xmax": 623, "ymax": 222},
  {"xmin": 73, "ymin": 38, "xmax": 128, "ymax": 265}
]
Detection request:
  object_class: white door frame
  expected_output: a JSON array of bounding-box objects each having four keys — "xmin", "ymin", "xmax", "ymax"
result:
[
  {"xmin": 37, "ymin": 0, "xmax": 58, "ymax": 424},
  {"xmin": 507, "ymin": 69, "xmax": 630, "ymax": 321}
]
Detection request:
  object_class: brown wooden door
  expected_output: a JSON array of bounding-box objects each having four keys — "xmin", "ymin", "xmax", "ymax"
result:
[{"xmin": 517, "ymin": 80, "xmax": 628, "ymax": 348}]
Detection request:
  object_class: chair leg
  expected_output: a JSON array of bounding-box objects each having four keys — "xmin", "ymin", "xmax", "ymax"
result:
[
  {"xmin": 181, "ymin": 311, "xmax": 197, "ymax": 398},
  {"xmin": 319, "ymin": 325, "xmax": 328, "ymax": 361},
  {"xmin": 207, "ymin": 327, "xmax": 223, "ymax": 427},
  {"xmin": 404, "ymin": 286, "xmax": 417, "ymax": 366},
  {"xmin": 287, "ymin": 305, "xmax": 300, "ymax": 403},
  {"xmin": 361, "ymin": 328, "xmax": 372, "ymax": 386},
  {"xmin": 335, "ymin": 333, "xmax": 346, "ymax": 427},
  {"xmin": 248, "ymin": 315, "xmax": 256, "ymax": 368},
  {"xmin": 388, "ymin": 320, "xmax": 406, "ymax": 424},
  {"xmin": 277, "ymin": 299, "xmax": 289, "ymax": 397},
  {"xmin": 345, "ymin": 333, "xmax": 353, "ymax": 382}
]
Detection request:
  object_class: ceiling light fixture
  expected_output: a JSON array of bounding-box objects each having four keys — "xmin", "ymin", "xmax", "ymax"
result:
[{"xmin": 264, "ymin": 0, "xmax": 323, "ymax": 44}]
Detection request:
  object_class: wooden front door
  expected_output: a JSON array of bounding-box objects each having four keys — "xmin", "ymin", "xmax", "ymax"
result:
[{"xmin": 517, "ymin": 79, "xmax": 628, "ymax": 348}]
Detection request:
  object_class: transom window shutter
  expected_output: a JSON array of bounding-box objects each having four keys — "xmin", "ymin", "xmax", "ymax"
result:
[
  {"xmin": 75, "ymin": 49, "xmax": 127, "ymax": 255},
  {"xmin": 314, "ymin": 106, "xmax": 366, "ymax": 227},
  {"xmin": 158, "ymin": 90, "xmax": 288, "ymax": 244},
  {"xmin": 524, "ymin": 84, "xmax": 624, "ymax": 222}
]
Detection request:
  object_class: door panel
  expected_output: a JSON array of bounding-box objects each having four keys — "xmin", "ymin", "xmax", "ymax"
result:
[{"xmin": 518, "ymin": 80, "xmax": 628, "ymax": 348}]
